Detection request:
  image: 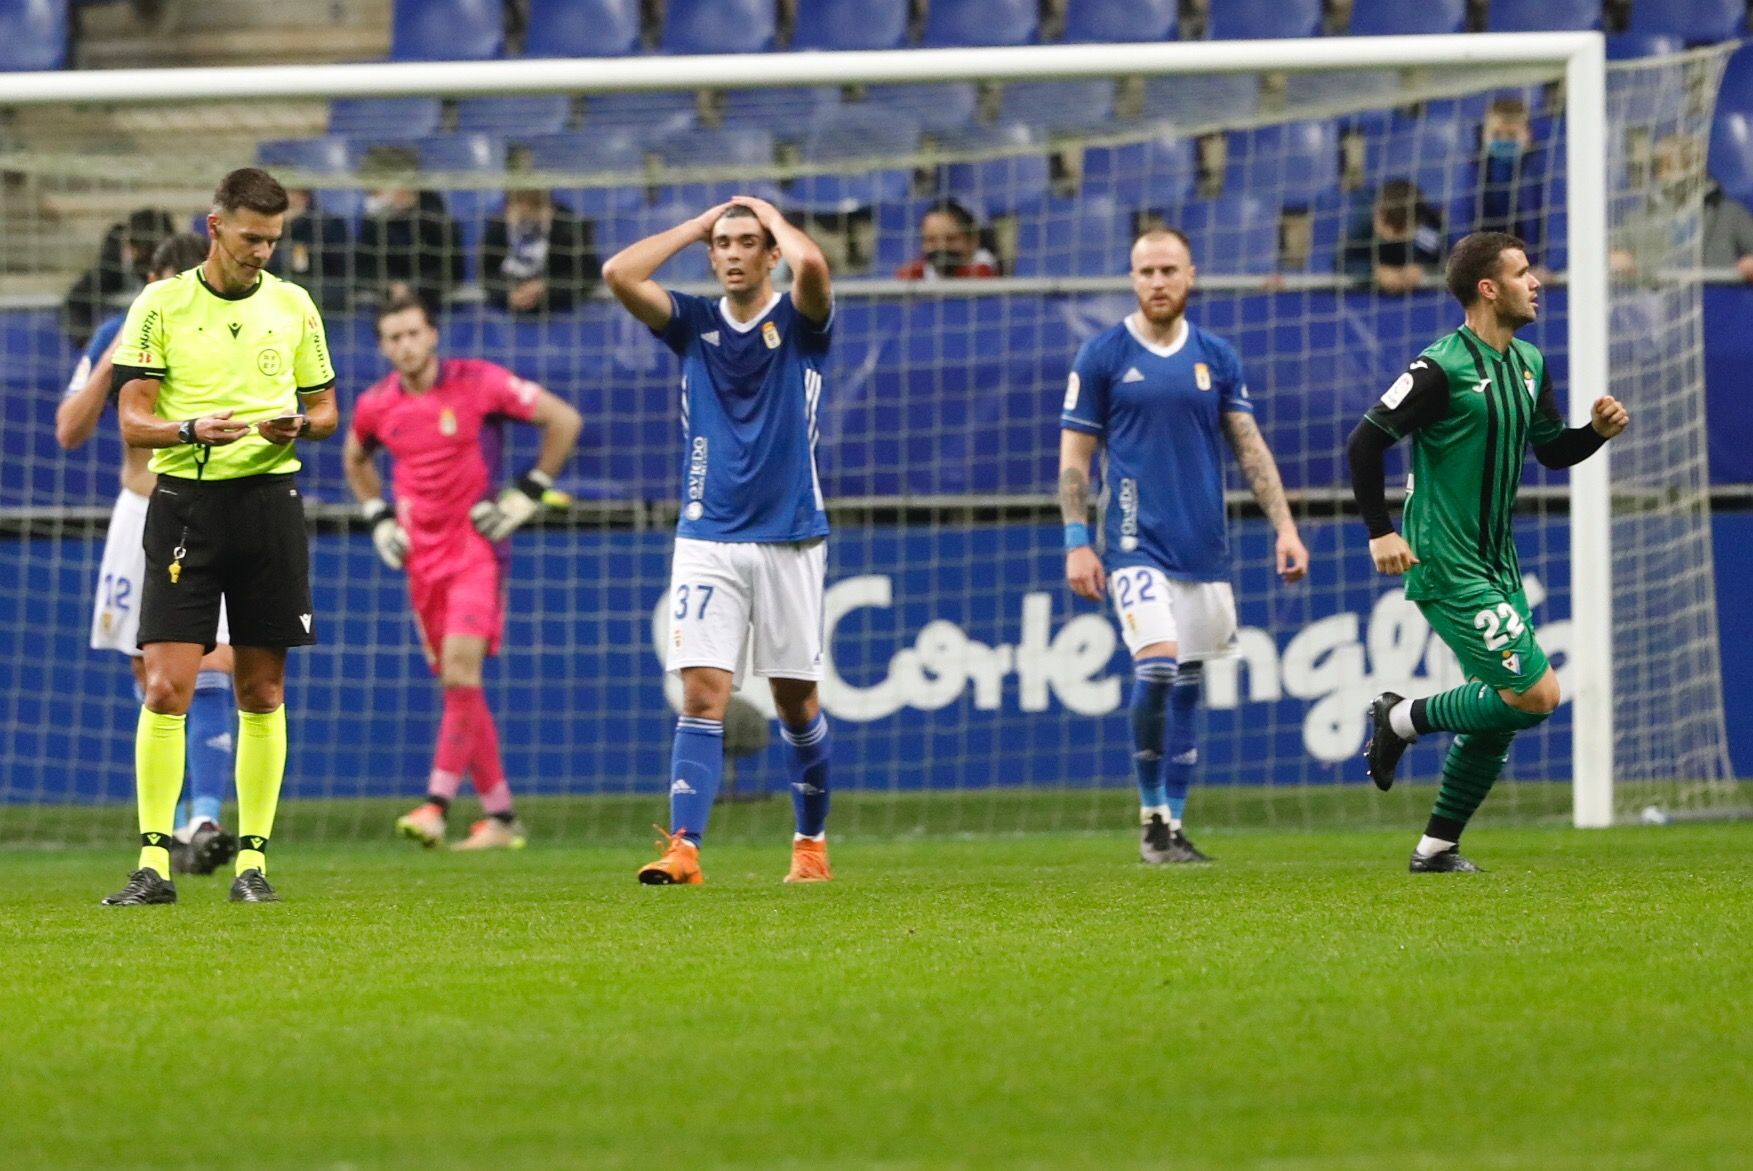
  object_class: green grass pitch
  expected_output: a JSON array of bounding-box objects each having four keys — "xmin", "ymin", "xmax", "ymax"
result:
[{"xmin": 4, "ymin": 823, "xmax": 1749, "ymax": 1171}]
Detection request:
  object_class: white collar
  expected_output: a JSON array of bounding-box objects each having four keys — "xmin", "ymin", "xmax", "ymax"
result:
[
  {"xmin": 1124, "ymin": 314, "xmax": 1190, "ymax": 358},
  {"xmin": 719, "ymin": 291, "xmax": 783, "ymax": 332}
]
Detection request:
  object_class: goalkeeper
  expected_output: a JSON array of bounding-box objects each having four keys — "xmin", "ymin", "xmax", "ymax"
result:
[
  {"xmin": 1348, "ymin": 232, "xmax": 1628, "ymax": 872},
  {"xmin": 344, "ymin": 293, "xmax": 581, "ymax": 850}
]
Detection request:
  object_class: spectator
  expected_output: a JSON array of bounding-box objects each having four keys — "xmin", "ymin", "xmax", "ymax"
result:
[
  {"xmin": 1609, "ymin": 132, "xmax": 1753, "ymax": 282},
  {"xmin": 268, "ymin": 188, "xmax": 351, "ymax": 311},
  {"xmin": 1703, "ymin": 179, "xmax": 1753, "ymax": 281},
  {"xmin": 1340, "ymin": 178, "xmax": 1444, "ymax": 293},
  {"xmin": 61, "ymin": 208, "xmax": 176, "ymax": 346},
  {"xmin": 1476, "ymin": 96, "xmax": 1546, "ymax": 246},
  {"xmin": 894, "ymin": 198, "xmax": 1000, "ymax": 280},
  {"xmin": 481, "ymin": 188, "xmax": 598, "ymax": 314},
  {"xmin": 354, "ymin": 145, "xmax": 463, "ymax": 314}
]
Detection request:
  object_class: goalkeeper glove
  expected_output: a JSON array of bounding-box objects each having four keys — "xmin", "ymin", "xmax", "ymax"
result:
[
  {"xmin": 470, "ymin": 469, "xmax": 553, "ymax": 541},
  {"xmin": 361, "ymin": 498, "xmax": 409, "ymax": 571}
]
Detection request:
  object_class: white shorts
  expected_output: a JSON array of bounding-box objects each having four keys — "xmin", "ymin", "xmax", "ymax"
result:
[
  {"xmin": 664, "ymin": 537, "xmax": 825, "ymax": 685},
  {"xmin": 91, "ymin": 488, "xmax": 228, "ymax": 657},
  {"xmin": 1108, "ymin": 566, "xmax": 1238, "ymax": 661}
]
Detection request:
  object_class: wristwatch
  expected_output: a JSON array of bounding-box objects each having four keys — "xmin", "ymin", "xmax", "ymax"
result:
[{"xmin": 178, "ymin": 418, "xmax": 199, "ymax": 445}]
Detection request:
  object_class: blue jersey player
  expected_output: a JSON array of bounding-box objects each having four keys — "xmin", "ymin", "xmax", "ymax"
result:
[
  {"xmin": 1059, "ymin": 228, "xmax": 1309, "ymax": 864},
  {"xmin": 603, "ymin": 196, "xmax": 836, "ymax": 886}
]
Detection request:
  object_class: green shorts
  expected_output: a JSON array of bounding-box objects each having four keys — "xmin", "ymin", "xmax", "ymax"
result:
[{"xmin": 1416, "ymin": 585, "xmax": 1550, "ymax": 695}]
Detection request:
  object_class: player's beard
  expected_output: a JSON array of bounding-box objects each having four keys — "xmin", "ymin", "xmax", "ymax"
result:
[{"xmin": 1137, "ymin": 288, "xmax": 1188, "ymax": 326}]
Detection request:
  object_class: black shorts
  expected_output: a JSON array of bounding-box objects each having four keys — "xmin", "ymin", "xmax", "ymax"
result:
[{"xmin": 139, "ymin": 473, "xmax": 316, "ymax": 651}]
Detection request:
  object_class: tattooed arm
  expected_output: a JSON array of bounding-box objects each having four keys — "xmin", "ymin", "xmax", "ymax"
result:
[
  {"xmin": 1221, "ymin": 411, "xmax": 1309, "ymax": 584},
  {"xmin": 1059, "ymin": 428, "xmax": 1106, "ymax": 601}
]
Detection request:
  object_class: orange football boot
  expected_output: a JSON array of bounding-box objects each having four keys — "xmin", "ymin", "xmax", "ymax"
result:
[
  {"xmin": 637, "ymin": 827, "xmax": 703, "ymax": 885},
  {"xmin": 783, "ymin": 836, "xmax": 833, "ymax": 883}
]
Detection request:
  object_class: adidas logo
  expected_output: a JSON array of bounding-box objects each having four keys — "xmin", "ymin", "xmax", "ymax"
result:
[
  {"xmin": 670, "ymin": 778, "xmax": 696, "ymax": 795},
  {"xmin": 702, "ymin": 330, "xmax": 721, "ymax": 347},
  {"xmin": 1121, "ymin": 367, "xmax": 1146, "ymax": 383}
]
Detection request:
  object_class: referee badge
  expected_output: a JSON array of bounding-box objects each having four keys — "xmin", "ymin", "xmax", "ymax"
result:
[
  {"xmin": 1194, "ymin": 362, "xmax": 1212, "ymax": 391},
  {"xmin": 439, "ymin": 408, "xmax": 458, "ymax": 436},
  {"xmin": 762, "ymin": 321, "xmax": 781, "ymax": 349}
]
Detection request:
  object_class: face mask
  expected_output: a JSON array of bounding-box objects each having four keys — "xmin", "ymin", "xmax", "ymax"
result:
[
  {"xmin": 926, "ymin": 250, "xmax": 962, "ymax": 274},
  {"xmin": 1487, "ymin": 138, "xmax": 1522, "ymax": 163}
]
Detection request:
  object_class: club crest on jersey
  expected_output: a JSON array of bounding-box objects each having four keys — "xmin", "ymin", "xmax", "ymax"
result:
[
  {"xmin": 439, "ymin": 407, "xmax": 458, "ymax": 436},
  {"xmin": 1194, "ymin": 362, "xmax": 1212, "ymax": 391},
  {"xmin": 761, "ymin": 321, "xmax": 781, "ymax": 349},
  {"xmin": 1523, "ymin": 369, "xmax": 1536, "ymax": 398},
  {"xmin": 1502, "ymin": 650, "xmax": 1521, "ymax": 675}
]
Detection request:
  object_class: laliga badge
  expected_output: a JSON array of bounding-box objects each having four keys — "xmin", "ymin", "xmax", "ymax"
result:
[
  {"xmin": 439, "ymin": 408, "xmax": 458, "ymax": 436},
  {"xmin": 1194, "ymin": 362, "xmax": 1212, "ymax": 391},
  {"xmin": 762, "ymin": 321, "xmax": 781, "ymax": 349}
]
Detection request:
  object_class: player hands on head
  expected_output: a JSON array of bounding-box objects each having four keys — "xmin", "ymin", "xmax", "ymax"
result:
[
  {"xmin": 345, "ymin": 293, "xmax": 582, "ymax": 851},
  {"xmin": 1347, "ymin": 232, "xmax": 1628, "ymax": 873},
  {"xmin": 602, "ymin": 196, "xmax": 836, "ymax": 886},
  {"xmin": 1060, "ymin": 226, "xmax": 1309, "ymax": 866},
  {"xmin": 104, "ymin": 166, "xmax": 340, "ymax": 906}
]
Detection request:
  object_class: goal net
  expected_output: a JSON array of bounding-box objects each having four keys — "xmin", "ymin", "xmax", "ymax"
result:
[{"xmin": 0, "ymin": 36, "xmax": 1738, "ymax": 847}]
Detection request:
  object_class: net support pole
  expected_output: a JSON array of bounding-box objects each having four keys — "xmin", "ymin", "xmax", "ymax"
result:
[{"xmin": 1564, "ymin": 36, "xmax": 1615, "ymax": 828}]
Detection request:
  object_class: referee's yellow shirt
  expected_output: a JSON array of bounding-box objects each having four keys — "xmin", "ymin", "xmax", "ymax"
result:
[{"xmin": 114, "ymin": 266, "xmax": 336, "ymax": 480}]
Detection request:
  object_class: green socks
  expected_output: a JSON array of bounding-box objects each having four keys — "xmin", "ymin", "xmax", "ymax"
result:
[
  {"xmin": 1415, "ymin": 682, "xmax": 1549, "ymax": 736},
  {"xmin": 235, "ymin": 706, "xmax": 287, "ymax": 876},
  {"xmin": 1430, "ymin": 731, "xmax": 1516, "ymax": 834},
  {"xmin": 135, "ymin": 708, "xmax": 186, "ymax": 878}
]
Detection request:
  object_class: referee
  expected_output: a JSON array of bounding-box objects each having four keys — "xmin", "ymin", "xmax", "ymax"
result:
[{"xmin": 105, "ymin": 167, "xmax": 338, "ymax": 905}]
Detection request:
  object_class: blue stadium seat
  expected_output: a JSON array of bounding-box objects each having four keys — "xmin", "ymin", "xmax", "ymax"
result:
[
  {"xmin": 1628, "ymin": 0, "xmax": 1746, "ymax": 42},
  {"xmin": 1177, "ymin": 195, "xmax": 1280, "ymax": 273},
  {"xmin": 922, "ymin": 0, "xmax": 1036, "ymax": 47},
  {"xmin": 1485, "ymin": 0, "xmax": 1600, "ymax": 31},
  {"xmin": 455, "ymin": 95, "xmax": 572, "ymax": 134},
  {"xmin": 257, "ymin": 136, "xmax": 352, "ymax": 175},
  {"xmin": 790, "ymin": 0, "xmax": 908, "ymax": 50},
  {"xmin": 522, "ymin": 130, "xmax": 645, "ymax": 215},
  {"xmin": 661, "ymin": 0, "xmax": 775, "ymax": 54},
  {"xmin": 329, "ymin": 97, "xmax": 444, "ymax": 137},
  {"xmin": 1081, "ymin": 134, "xmax": 1197, "ymax": 206},
  {"xmin": 789, "ymin": 108, "xmax": 919, "ymax": 212},
  {"xmin": 1715, "ymin": 40, "xmax": 1753, "ymax": 115},
  {"xmin": 1207, "ymin": 0, "xmax": 1322, "ymax": 40},
  {"xmin": 1364, "ymin": 116, "xmax": 1471, "ymax": 199},
  {"xmin": 1606, "ymin": 32, "xmax": 1686, "ymax": 58},
  {"xmin": 525, "ymin": 0, "xmax": 641, "ymax": 57},
  {"xmin": 653, "ymin": 125, "xmax": 774, "ymax": 169},
  {"xmin": 937, "ymin": 124, "xmax": 1053, "ymax": 213},
  {"xmin": 873, "ymin": 198, "xmax": 945, "ymax": 273},
  {"xmin": 1063, "ymin": 0, "xmax": 1176, "ymax": 43},
  {"xmin": 1011, "ymin": 196, "xmax": 1132, "ymax": 277},
  {"xmin": 1711, "ymin": 111, "xmax": 1753, "ymax": 205},
  {"xmin": 584, "ymin": 91, "xmax": 698, "ymax": 134},
  {"xmin": 391, "ymin": 0, "xmax": 503, "ymax": 61},
  {"xmin": 600, "ymin": 203, "xmax": 714, "ymax": 281},
  {"xmin": 861, "ymin": 84, "xmax": 980, "ymax": 134},
  {"xmin": 0, "ymin": 0, "xmax": 67, "ymax": 70},
  {"xmin": 1347, "ymin": 0, "xmax": 1466, "ymax": 35},
  {"xmin": 997, "ymin": 80, "xmax": 1117, "ymax": 134},
  {"xmin": 1226, "ymin": 120, "xmax": 1340, "ymax": 206},
  {"xmin": 718, "ymin": 86, "xmax": 837, "ymax": 131},
  {"xmin": 1139, "ymin": 74, "xmax": 1259, "ymax": 125}
]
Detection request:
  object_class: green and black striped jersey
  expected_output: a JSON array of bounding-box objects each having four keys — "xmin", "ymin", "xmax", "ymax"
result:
[{"xmin": 1364, "ymin": 325, "xmax": 1567, "ymax": 601}]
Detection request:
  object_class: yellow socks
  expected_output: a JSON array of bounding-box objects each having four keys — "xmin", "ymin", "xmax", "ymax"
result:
[
  {"xmin": 235, "ymin": 706, "xmax": 287, "ymax": 876},
  {"xmin": 135, "ymin": 708, "xmax": 185, "ymax": 878}
]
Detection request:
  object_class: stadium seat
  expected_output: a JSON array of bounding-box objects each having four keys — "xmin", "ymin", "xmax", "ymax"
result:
[
  {"xmin": 1139, "ymin": 74, "xmax": 1260, "ymax": 125},
  {"xmin": 997, "ymin": 80, "xmax": 1117, "ymax": 134},
  {"xmin": 391, "ymin": 0, "xmax": 503, "ymax": 61},
  {"xmin": 1010, "ymin": 196, "xmax": 1132, "ymax": 277},
  {"xmin": 653, "ymin": 125, "xmax": 774, "ymax": 169},
  {"xmin": 922, "ymin": 0, "xmax": 1036, "ymax": 47},
  {"xmin": 257, "ymin": 136, "xmax": 352, "ymax": 175},
  {"xmin": 0, "ymin": 0, "xmax": 68, "ymax": 71},
  {"xmin": 1177, "ymin": 195, "xmax": 1280, "ymax": 273},
  {"xmin": 1207, "ymin": 0, "xmax": 1322, "ymax": 40},
  {"xmin": 524, "ymin": 0, "xmax": 641, "ymax": 57},
  {"xmin": 329, "ymin": 97, "xmax": 444, "ymax": 137},
  {"xmin": 860, "ymin": 84, "xmax": 981, "ymax": 134},
  {"xmin": 661, "ymin": 0, "xmax": 775, "ymax": 54},
  {"xmin": 600, "ymin": 203, "xmax": 714, "ymax": 281},
  {"xmin": 1081, "ymin": 134, "xmax": 1198, "ymax": 206},
  {"xmin": 522, "ymin": 130, "xmax": 645, "ymax": 215},
  {"xmin": 1715, "ymin": 40, "xmax": 1753, "ymax": 114},
  {"xmin": 790, "ymin": 0, "xmax": 908, "ymax": 50},
  {"xmin": 1485, "ymin": 0, "xmax": 1601, "ymax": 31},
  {"xmin": 937, "ymin": 124, "xmax": 1054, "ymax": 213},
  {"xmin": 1711, "ymin": 112, "xmax": 1753, "ymax": 204},
  {"xmin": 1063, "ymin": 0, "xmax": 1176, "ymax": 43},
  {"xmin": 1627, "ymin": 0, "xmax": 1746, "ymax": 42},
  {"xmin": 1363, "ymin": 115, "xmax": 1471, "ymax": 197},
  {"xmin": 1347, "ymin": 0, "xmax": 1466, "ymax": 35},
  {"xmin": 789, "ymin": 108, "xmax": 920, "ymax": 212},
  {"xmin": 455, "ymin": 95, "xmax": 572, "ymax": 135},
  {"xmin": 1606, "ymin": 32, "xmax": 1686, "ymax": 58},
  {"xmin": 1226, "ymin": 120, "xmax": 1340, "ymax": 206},
  {"xmin": 718, "ymin": 87, "xmax": 837, "ymax": 132}
]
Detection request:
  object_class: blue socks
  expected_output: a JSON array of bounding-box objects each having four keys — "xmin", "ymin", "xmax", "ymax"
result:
[
  {"xmin": 669, "ymin": 716, "xmax": 724, "ymax": 845},
  {"xmin": 184, "ymin": 670, "xmax": 234, "ymax": 827},
  {"xmin": 1164, "ymin": 662, "xmax": 1202, "ymax": 826},
  {"xmin": 782, "ymin": 712, "xmax": 831, "ymax": 838},
  {"xmin": 1130, "ymin": 656, "xmax": 1176, "ymax": 811}
]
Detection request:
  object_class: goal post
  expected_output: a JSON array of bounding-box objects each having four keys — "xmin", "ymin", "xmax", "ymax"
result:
[{"xmin": 0, "ymin": 33, "xmax": 1736, "ymax": 844}]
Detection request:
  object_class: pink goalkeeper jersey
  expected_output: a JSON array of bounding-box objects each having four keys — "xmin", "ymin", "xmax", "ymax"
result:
[{"xmin": 352, "ymin": 359, "xmax": 541, "ymax": 575}]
